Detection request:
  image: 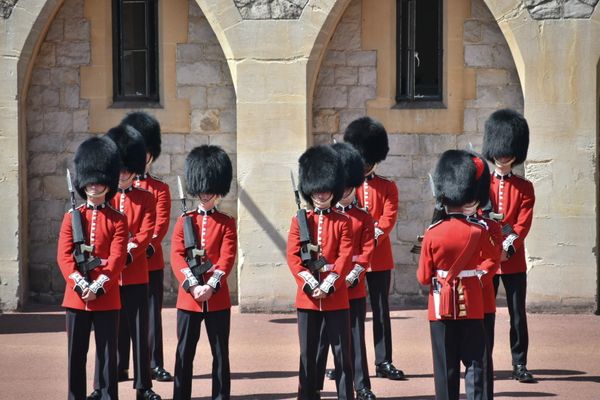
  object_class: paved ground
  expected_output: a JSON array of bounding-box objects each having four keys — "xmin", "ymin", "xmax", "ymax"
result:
[{"xmin": 0, "ymin": 306, "xmax": 599, "ymax": 400}]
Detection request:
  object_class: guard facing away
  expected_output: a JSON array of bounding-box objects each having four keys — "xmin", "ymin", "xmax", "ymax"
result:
[
  {"xmin": 57, "ymin": 136, "xmax": 127, "ymax": 400},
  {"xmin": 417, "ymin": 150, "xmax": 499, "ymax": 400},
  {"xmin": 287, "ymin": 145, "xmax": 355, "ymax": 400},
  {"xmin": 315, "ymin": 143, "xmax": 377, "ymax": 400},
  {"xmin": 121, "ymin": 111, "xmax": 173, "ymax": 383},
  {"xmin": 170, "ymin": 145, "xmax": 237, "ymax": 400},
  {"xmin": 343, "ymin": 117, "xmax": 404, "ymax": 380},
  {"xmin": 482, "ymin": 108, "xmax": 536, "ymax": 383},
  {"xmin": 91, "ymin": 125, "xmax": 160, "ymax": 400}
]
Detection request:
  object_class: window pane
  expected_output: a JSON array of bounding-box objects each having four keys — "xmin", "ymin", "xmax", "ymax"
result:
[
  {"xmin": 122, "ymin": 50, "xmax": 148, "ymax": 96},
  {"xmin": 123, "ymin": 1, "xmax": 147, "ymax": 50},
  {"xmin": 414, "ymin": 0, "xmax": 440, "ymax": 97}
]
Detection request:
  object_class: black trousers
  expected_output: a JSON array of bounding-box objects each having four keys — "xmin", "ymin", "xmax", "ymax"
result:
[
  {"xmin": 482, "ymin": 313, "xmax": 496, "ymax": 400},
  {"xmin": 366, "ymin": 270, "xmax": 393, "ymax": 365},
  {"xmin": 115, "ymin": 284, "xmax": 152, "ymax": 390},
  {"xmin": 66, "ymin": 308, "xmax": 119, "ymax": 400},
  {"xmin": 316, "ymin": 298, "xmax": 371, "ymax": 392},
  {"xmin": 430, "ymin": 319, "xmax": 485, "ymax": 400},
  {"xmin": 297, "ymin": 308, "xmax": 354, "ymax": 400},
  {"xmin": 148, "ymin": 269, "xmax": 165, "ymax": 369},
  {"xmin": 493, "ymin": 273, "xmax": 529, "ymax": 365},
  {"xmin": 173, "ymin": 308, "xmax": 231, "ymax": 400}
]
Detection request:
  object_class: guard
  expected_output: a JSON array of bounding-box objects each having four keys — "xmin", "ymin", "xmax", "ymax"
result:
[
  {"xmin": 417, "ymin": 150, "xmax": 499, "ymax": 400},
  {"xmin": 482, "ymin": 108, "xmax": 536, "ymax": 383},
  {"xmin": 287, "ymin": 144, "xmax": 355, "ymax": 400},
  {"xmin": 316, "ymin": 143, "xmax": 377, "ymax": 400},
  {"xmin": 343, "ymin": 117, "xmax": 404, "ymax": 379},
  {"xmin": 121, "ymin": 111, "xmax": 173, "ymax": 382},
  {"xmin": 171, "ymin": 145, "xmax": 237, "ymax": 400},
  {"xmin": 57, "ymin": 136, "xmax": 127, "ymax": 400}
]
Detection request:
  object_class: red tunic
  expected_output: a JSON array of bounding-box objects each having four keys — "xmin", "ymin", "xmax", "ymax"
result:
[
  {"xmin": 337, "ymin": 204, "xmax": 375, "ymax": 300},
  {"xmin": 57, "ymin": 203, "xmax": 128, "ymax": 311},
  {"xmin": 355, "ymin": 174, "xmax": 398, "ymax": 271},
  {"xmin": 287, "ymin": 209, "xmax": 353, "ymax": 311},
  {"xmin": 171, "ymin": 208, "xmax": 237, "ymax": 312},
  {"xmin": 135, "ymin": 174, "xmax": 171, "ymax": 271},
  {"xmin": 416, "ymin": 216, "xmax": 498, "ymax": 321},
  {"xmin": 109, "ymin": 186, "xmax": 156, "ymax": 285},
  {"xmin": 489, "ymin": 173, "xmax": 535, "ymax": 275}
]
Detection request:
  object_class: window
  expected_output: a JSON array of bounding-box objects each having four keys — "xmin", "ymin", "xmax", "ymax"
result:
[
  {"xmin": 396, "ymin": 0, "xmax": 443, "ymax": 105},
  {"xmin": 112, "ymin": 0, "xmax": 159, "ymax": 104}
]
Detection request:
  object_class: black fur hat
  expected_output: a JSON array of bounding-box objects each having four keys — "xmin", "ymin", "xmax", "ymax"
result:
[
  {"xmin": 433, "ymin": 150, "xmax": 489, "ymax": 207},
  {"xmin": 343, "ymin": 116, "xmax": 390, "ymax": 165},
  {"xmin": 298, "ymin": 145, "xmax": 345, "ymax": 209},
  {"xmin": 74, "ymin": 136, "xmax": 122, "ymax": 201},
  {"xmin": 482, "ymin": 108, "xmax": 529, "ymax": 166},
  {"xmin": 185, "ymin": 145, "xmax": 232, "ymax": 197},
  {"xmin": 331, "ymin": 142, "xmax": 365, "ymax": 189},
  {"xmin": 121, "ymin": 111, "xmax": 161, "ymax": 161},
  {"xmin": 105, "ymin": 125, "xmax": 147, "ymax": 175}
]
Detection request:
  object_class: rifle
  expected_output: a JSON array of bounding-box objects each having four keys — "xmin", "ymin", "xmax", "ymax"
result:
[
  {"xmin": 66, "ymin": 169, "xmax": 101, "ymax": 279},
  {"xmin": 177, "ymin": 176, "xmax": 212, "ymax": 282},
  {"xmin": 290, "ymin": 171, "xmax": 327, "ymax": 273}
]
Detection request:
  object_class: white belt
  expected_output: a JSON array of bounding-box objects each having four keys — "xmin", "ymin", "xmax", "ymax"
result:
[
  {"xmin": 320, "ymin": 264, "xmax": 335, "ymax": 272},
  {"xmin": 436, "ymin": 269, "xmax": 483, "ymax": 278}
]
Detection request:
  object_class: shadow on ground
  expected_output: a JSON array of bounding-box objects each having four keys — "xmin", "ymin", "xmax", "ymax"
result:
[{"xmin": 0, "ymin": 313, "xmax": 65, "ymax": 334}]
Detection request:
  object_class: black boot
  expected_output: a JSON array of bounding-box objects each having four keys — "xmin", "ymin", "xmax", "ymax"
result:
[
  {"xmin": 356, "ymin": 387, "xmax": 377, "ymax": 400},
  {"xmin": 86, "ymin": 389, "xmax": 101, "ymax": 400},
  {"xmin": 118, "ymin": 369, "xmax": 129, "ymax": 382},
  {"xmin": 151, "ymin": 366, "xmax": 173, "ymax": 382},
  {"xmin": 136, "ymin": 388, "xmax": 162, "ymax": 400},
  {"xmin": 512, "ymin": 364, "xmax": 536, "ymax": 383},
  {"xmin": 375, "ymin": 362, "xmax": 405, "ymax": 380}
]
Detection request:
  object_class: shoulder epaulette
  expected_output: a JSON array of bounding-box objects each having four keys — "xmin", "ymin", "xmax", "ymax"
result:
[
  {"xmin": 133, "ymin": 186, "xmax": 152, "ymax": 194},
  {"xmin": 217, "ymin": 210, "xmax": 234, "ymax": 219},
  {"xmin": 106, "ymin": 204, "xmax": 123, "ymax": 215},
  {"xmin": 467, "ymin": 216, "xmax": 488, "ymax": 229},
  {"xmin": 427, "ymin": 220, "xmax": 443, "ymax": 231},
  {"xmin": 512, "ymin": 173, "xmax": 532, "ymax": 184}
]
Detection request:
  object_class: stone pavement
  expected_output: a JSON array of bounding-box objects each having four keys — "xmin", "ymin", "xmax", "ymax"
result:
[{"xmin": 0, "ymin": 306, "xmax": 599, "ymax": 399}]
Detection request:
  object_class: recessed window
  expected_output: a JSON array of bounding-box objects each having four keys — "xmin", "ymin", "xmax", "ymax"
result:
[
  {"xmin": 112, "ymin": 0, "xmax": 159, "ymax": 104},
  {"xmin": 396, "ymin": 0, "xmax": 443, "ymax": 105}
]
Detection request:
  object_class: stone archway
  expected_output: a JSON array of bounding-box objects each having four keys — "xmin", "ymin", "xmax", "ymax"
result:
[{"xmin": 0, "ymin": 0, "xmax": 64, "ymax": 310}]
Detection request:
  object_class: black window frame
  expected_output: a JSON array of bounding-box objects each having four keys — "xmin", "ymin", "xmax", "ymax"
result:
[
  {"xmin": 395, "ymin": 0, "xmax": 443, "ymax": 107},
  {"xmin": 112, "ymin": 0, "xmax": 160, "ymax": 106}
]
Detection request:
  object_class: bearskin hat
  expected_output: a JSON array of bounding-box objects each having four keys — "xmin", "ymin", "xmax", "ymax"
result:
[
  {"xmin": 185, "ymin": 145, "xmax": 232, "ymax": 197},
  {"xmin": 105, "ymin": 125, "xmax": 147, "ymax": 175},
  {"xmin": 343, "ymin": 116, "xmax": 389, "ymax": 166},
  {"xmin": 433, "ymin": 150, "xmax": 489, "ymax": 207},
  {"xmin": 121, "ymin": 111, "xmax": 161, "ymax": 161},
  {"xmin": 331, "ymin": 142, "xmax": 365, "ymax": 189},
  {"xmin": 298, "ymin": 145, "xmax": 345, "ymax": 209},
  {"xmin": 74, "ymin": 136, "xmax": 122, "ymax": 201},
  {"xmin": 482, "ymin": 108, "xmax": 529, "ymax": 166}
]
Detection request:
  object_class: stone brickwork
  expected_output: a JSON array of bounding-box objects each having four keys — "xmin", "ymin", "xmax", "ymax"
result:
[
  {"xmin": 0, "ymin": 0, "xmax": 18, "ymax": 19},
  {"xmin": 312, "ymin": 0, "xmax": 523, "ymax": 306},
  {"xmin": 26, "ymin": 0, "xmax": 91, "ymax": 304},
  {"xmin": 524, "ymin": 0, "xmax": 599, "ymax": 19},
  {"xmin": 234, "ymin": 0, "xmax": 308, "ymax": 19},
  {"xmin": 25, "ymin": 0, "xmax": 238, "ymax": 305}
]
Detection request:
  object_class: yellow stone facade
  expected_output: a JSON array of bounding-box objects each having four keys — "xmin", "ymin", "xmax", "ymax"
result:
[{"xmin": 0, "ymin": 0, "xmax": 597, "ymax": 312}]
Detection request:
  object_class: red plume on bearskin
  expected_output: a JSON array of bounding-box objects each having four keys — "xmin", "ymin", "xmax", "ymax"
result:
[
  {"xmin": 298, "ymin": 145, "xmax": 345, "ymax": 209},
  {"xmin": 482, "ymin": 108, "xmax": 529, "ymax": 166},
  {"xmin": 121, "ymin": 111, "xmax": 161, "ymax": 161},
  {"xmin": 331, "ymin": 142, "xmax": 365, "ymax": 189},
  {"xmin": 74, "ymin": 136, "xmax": 122, "ymax": 201},
  {"xmin": 343, "ymin": 116, "xmax": 390, "ymax": 166},
  {"xmin": 185, "ymin": 145, "xmax": 233, "ymax": 197},
  {"xmin": 105, "ymin": 125, "xmax": 147, "ymax": 176}
]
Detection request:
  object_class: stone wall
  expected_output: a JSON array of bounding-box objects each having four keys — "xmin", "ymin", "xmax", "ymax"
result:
[
  {"xmin": 312, "ymin": 0, "xmax": 523, "ymax": 306},
  {"xmin": 26, "ymin": 0, "xmax": 238, "ymax": 304},
  {"xmin": 26, "ymin": 0, "xmax": 91, "ymax": 303}
]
